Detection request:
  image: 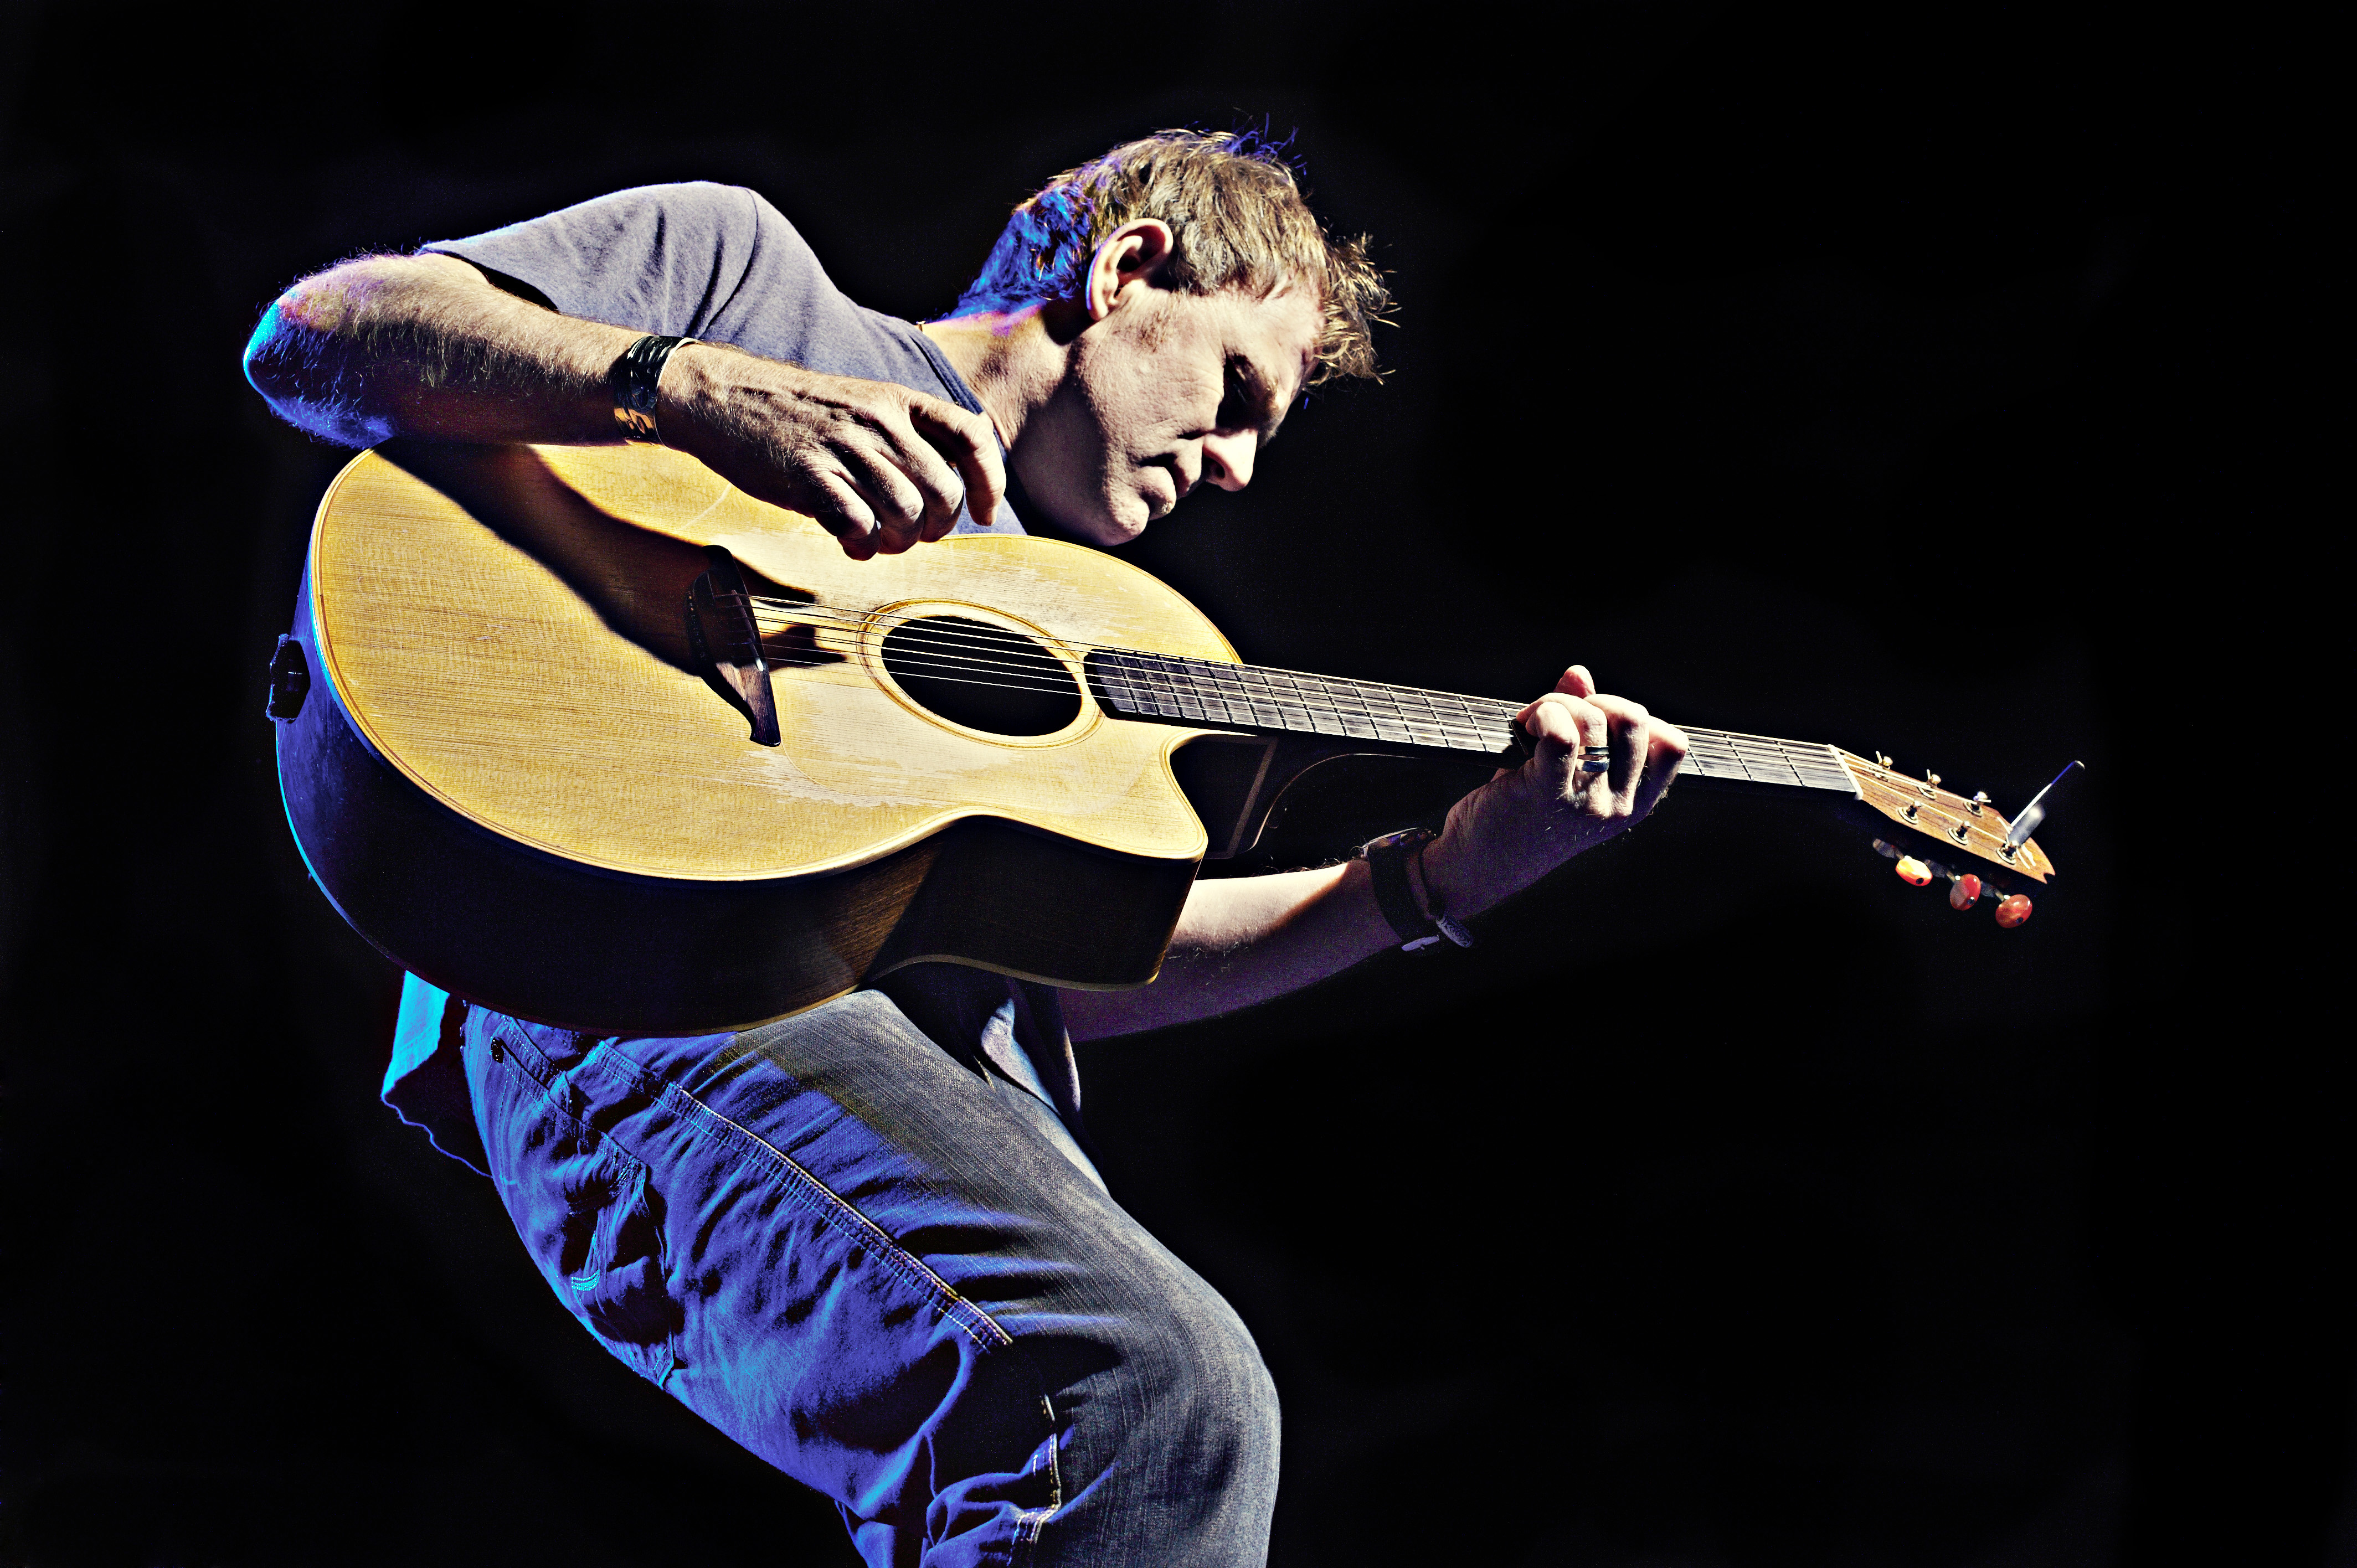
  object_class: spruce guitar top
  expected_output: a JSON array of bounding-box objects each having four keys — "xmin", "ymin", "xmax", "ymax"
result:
[{"xmin": 267, "ymin": 441, "xmax": 2062, "ymax": 1034}]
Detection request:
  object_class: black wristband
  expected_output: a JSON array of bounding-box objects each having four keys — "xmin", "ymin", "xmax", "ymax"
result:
[
  {"xmin": 610, "ymin": 334, "xmax": 699, "ymax": 444},
  {"xmin": 1361, "ymin": 828, "xmax": 1444, "ymax": 951}
]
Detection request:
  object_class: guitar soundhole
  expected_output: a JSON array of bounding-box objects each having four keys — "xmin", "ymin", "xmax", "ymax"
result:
[{"xmin": 879, "ymin": 616, "xmax": 1082, "ymax": 737}]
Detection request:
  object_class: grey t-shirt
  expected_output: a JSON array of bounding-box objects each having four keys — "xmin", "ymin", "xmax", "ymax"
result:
[
  {"xmin": 429, "ymin": 181, "xmax": 993, "ymax": 440},
  {"xmin": 383, "ymin": 183, "xmax": 1090, "ymax": 1175}
]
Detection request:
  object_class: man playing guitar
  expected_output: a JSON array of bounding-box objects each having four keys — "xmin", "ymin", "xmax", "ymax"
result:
[{"xmin": 245, "ymin": 129, "xmax": 1685, "ymax": 1564}]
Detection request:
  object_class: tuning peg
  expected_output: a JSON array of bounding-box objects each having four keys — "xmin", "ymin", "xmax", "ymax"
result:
[
  {"xmin": 1948, "ymin": 873, "xmax": 1983, "ymax": 910},
  {"xmin": 1875, "ymin": 752, "xmax": 1892, "ymax": 768},
  {"xmin": 1994, "ymin": 894, "xmax": 2033, "ymax": 928},
  {"xmin": 1924, "ymin": 770, "xmax": 1942, "ymax": 789},
  {"xmin": 1894, "ymin": 855, "xmax": 1933, "ymax": 886},
  {"xmin": 1968, "ymin": 790, "xmax": 1990, "ymax": 816}
]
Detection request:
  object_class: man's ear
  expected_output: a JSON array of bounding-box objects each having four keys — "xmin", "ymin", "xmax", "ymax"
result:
[{"xmin": 1084, "ymin": 220, "xmax": 1176, "ymax": 320}]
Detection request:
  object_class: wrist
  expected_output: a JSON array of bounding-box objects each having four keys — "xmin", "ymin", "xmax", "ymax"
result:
[
  {"xmin": 1414, "ymin": 829, "xmax": 1486, "ymax": 924},
  {"xmin": 1360, "ymin": 829, "xmax": 1474, "ymax": 952},
  {"xmin": 649, "ymin": 339, "xmax": 702, "ymax": 447}
]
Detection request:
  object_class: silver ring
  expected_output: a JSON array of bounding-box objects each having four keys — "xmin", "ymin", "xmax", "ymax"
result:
[
  {"xmin": 1579, "ymin": 759, "xmax": 1612, "ymax": 772},
  {"xmin": 1579, "ymin": 744, "xmax": 1610, "ymax": 772}
]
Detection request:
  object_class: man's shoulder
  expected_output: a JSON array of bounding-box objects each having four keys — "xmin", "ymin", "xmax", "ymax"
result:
[
  {"xmin": 582, "ymin": 179, "xmax": 776, "ymax": 228},
  {"xmin": 436, "ymin": 182, "xmax": 796, "ymax": 259}
]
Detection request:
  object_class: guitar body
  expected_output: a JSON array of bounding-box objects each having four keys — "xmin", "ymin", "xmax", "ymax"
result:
[{"xmin": 279, "ymin": 441, "xmax": 1229, "ymax": 1033}]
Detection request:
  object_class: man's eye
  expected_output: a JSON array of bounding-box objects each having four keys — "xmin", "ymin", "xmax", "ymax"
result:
[{"xmin": 1218, "ymin": 365, "xmax": 1252, "ymax": 430}]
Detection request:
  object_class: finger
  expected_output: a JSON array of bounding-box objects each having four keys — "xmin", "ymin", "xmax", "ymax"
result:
[
  {"xmin": 1555, "ymin": 664, "xmax": 1597, "ymax": 699},
  {"xmin": 1633, "ymin": 721, "xmax": 1689, "ymax": 818},
  {"xmin": 807, "ymin": 471, "xmax": 881, "ymax": 560},
  {"xmin": 873, "ymin": 408, "xmax": 975, "ymax": 544},
  {"xmin": 1519, "ymin": 692, "xmax": 1609, "ymax": 806},
  {"xmin": 909, "ymin": 398, "xmax": 1006, "ymax": 534},
  {"xmin": 836, "ymin": 443, "xmax": 934, "ymax": 555},
  {"xmin": 1584, "ymin": 693, "xmax": 1651, "ymax": 802}
]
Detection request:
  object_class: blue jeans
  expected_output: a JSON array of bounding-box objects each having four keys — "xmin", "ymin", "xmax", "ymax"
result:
[{"xmin": 459, "ymin": 992, "xmax": 1279, "ymax": 1565}]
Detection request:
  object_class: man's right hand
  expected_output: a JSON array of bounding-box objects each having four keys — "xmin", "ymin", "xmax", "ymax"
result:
[{"xmin": 657, "ymin": 348, "xmax": 1005, "ymax": 561}]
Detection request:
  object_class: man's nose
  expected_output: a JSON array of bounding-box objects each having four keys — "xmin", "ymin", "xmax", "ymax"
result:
[{"xmin": 1200, "ymin": 430, "xmax": 1257, "ymax": 491}]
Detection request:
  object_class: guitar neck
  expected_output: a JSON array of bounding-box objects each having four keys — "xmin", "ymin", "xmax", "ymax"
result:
[{"xmin": 1083, "ymin": 650, "xmax": 1860, "ymax": 796}]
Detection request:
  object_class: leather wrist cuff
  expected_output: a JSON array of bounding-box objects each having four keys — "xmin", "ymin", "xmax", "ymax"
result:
[
  {"xmin": 610, "ymin": 334, "xmax": 699, "ymax": 444},
  {"xmin": 1361, "ymin": 828, "xmax": 1452, "ymax": 952}
]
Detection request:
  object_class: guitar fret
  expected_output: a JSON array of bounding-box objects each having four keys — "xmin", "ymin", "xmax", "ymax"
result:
[
  {"xmin": 1240, "ymin": 666, "xmax": 1285, "ymax": 730},
  {"xmin": 1337, "ymin": 678, "xmax": 1386, "ymax": 741},
  {"xmin": 1196, "ymin": 662, "xmax": 1242, "ymax": 726},
  {"xmin": 1284, "ymin": 671, "xmax": 1330, "ymax": 735},
  {"xmin": 1681, "ymin": 728, "xmax": 1857, "ymax": 794},
  {"xmin": 1407, "ymin": 688, "xmax": 1453, "ymax": 747},
  {"xmin": 1276, "ymin": 671, "xmax": 1319, "ymax": 734},
  {"xmin": 1206, "ymin": 662, "xmax": 1252, "ymax": 728},
  {"xmin": 1374, "ymin": 682, "xmax": 1424, "ymax": 745},
  {"xmin": 1351, "ymin": 682, "xmax": 1402, "ymax": 744}
]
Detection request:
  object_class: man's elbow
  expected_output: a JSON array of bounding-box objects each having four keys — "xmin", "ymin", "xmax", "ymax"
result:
[{"xmin": 242, "ymin": 278, "xmax": 395, "ymax": 447}]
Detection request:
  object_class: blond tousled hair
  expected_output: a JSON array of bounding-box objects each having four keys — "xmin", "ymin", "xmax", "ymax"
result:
[{"xmin": 951, "ymin": 129, "xmax": 1389, "ymax": 385}]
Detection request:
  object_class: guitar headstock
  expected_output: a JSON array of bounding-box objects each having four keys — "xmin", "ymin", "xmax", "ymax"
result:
[{"xmin": 1835, "ymin": 750, "xmax": 2055, "ymax": 885}]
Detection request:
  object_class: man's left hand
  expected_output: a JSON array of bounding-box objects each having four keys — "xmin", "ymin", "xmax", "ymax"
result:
[{"xmin": 1419, "ymin": 664, "xmax": 1687, "ymax": 921}]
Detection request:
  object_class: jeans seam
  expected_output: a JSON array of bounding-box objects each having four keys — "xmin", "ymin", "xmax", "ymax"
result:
[
  {"xmin": 611, "ymin": 1059, "xmax": 1016, "ymax": 1355},
  {"xmin": 1009, "ymin": 1394, "xmax": 1062, "ymax": 1561},
  {"xmin": 545, "ymin": 1034, "xmax": 1063, "ymax": 1535}
]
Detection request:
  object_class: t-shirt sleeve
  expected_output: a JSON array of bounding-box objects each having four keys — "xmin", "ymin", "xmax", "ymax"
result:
[{"xmin": 425, "ymin": 182, "xmax": 802, "ymax": 341}]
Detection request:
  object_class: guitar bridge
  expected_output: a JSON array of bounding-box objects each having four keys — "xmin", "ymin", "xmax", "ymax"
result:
[{"xmin": 685, "ymin": 545, "xmax": 780, "ymax": 747}]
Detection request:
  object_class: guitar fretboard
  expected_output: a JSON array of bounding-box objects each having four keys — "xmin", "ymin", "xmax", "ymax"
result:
[
  {"xmin": 1083, "ymin": 650, "xmax": 1859, "ymax": 795},
  {"xmin": 1088, "ymin": 649, "xmax": 1517, "ymax": 752}
]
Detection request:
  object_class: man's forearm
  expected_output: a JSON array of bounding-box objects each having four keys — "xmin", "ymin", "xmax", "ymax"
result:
[
  {"xmin": 244, "ymin": 252, "xmax": 1003, "ymax": 557},
  {"xmin": 243, "ymin": 252, "xmax": 629, "ymax": 448},
  {"xmin": 1059, "ymin": 861, "xmax": 1404, "ymax": 1040}
]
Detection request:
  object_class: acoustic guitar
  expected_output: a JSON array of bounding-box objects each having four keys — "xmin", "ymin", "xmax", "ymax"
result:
[{"xmin": 266, "ymin": 440, "xmax": 2058, "ymax": 1034}]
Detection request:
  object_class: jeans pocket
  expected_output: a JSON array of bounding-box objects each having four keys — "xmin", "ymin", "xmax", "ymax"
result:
[
  {"xmin": 563, "ymin": 1149, "xmax": 676, "ymax": 1351},
  {"xmin": 487, "ymin": 1056, "xmax": 679, "ymax": 1381}
]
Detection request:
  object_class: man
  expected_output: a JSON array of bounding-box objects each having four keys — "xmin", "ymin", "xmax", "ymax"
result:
[{"xmin": 245, "ymin": 130, "xmax": 1685, "ymax": 1564}]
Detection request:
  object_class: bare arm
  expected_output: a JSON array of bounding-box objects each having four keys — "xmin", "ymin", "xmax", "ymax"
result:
[
  {"xmin": 1062, "ymin": 666, "xmax": 1688, "ymax": 1040},
  {"xmin": 243, "ymin": 252, "xmax": 1002, "ymax": 556}
]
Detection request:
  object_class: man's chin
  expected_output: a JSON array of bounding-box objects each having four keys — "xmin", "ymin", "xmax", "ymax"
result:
[
  {"xmin": 1038, "ymin": 508, "xmax": 1145, "ymax": 550},
  {"xmin": 1007, "ymin": 476, "xmax": 1140, "ymax": 548},
  {"xmin": 1073, "ymin": 491, "xmax": 1154, "ymax": 546}
]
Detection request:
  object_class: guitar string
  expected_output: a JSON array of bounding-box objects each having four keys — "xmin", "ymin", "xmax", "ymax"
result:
[
  {"xmin": 797, "ymin": 650, "xmax": 1515, "ymax": 749},
  {"xmin": 769, "ymin": 658, "xmax": 1519, "ymax": 750},
  {"xmin": 730, "ymin": 600, "xmax": 1856, "ymax": 783},
  {"xmin": 750, "ymin": 615, "xmax": 1828, "ymax": 752},
  {"xmin": 738, "ymin": 635, "xmax": 1836, "ymax": 778},
  {"xmin": 729, "ymin": 596, "xmax": 1864, "ymax": 793},
  {"xmin": 712, "ymin": 612, "xmax": 1880, "ymax": 765},
  {"xmin": 740, "ymin": 648, "xmax": 1834, "ymax": 787},
  {"xmin": 749, "ymin": 610, "xmax": 1835, "ymax": 748},
  {"xmin": 752, "ymin": 623, "xmax": 1521, "ymax": 742},
  {"xmin": 747, "ymin": 597, "xmax": 1543, "ymax": 712},
  {"xmin": 747, "ymin": 604, "xmax": 1859, "ymax": 765},
  {"xmin": 744, "ymin": 604, "xmax": 1529, "ymax": 730}
]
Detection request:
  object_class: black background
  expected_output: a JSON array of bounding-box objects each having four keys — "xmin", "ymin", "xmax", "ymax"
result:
[{"xmin": 0, "ymin": 4, "xmax": 2336, "ymax": 1564}]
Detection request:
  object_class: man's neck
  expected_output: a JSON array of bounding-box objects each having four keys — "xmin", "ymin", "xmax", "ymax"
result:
[{"xmin": 917, "ymin": 307, "xmax": 1072, "ymax": 455}]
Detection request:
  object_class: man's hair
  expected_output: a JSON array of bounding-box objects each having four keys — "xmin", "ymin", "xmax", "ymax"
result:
[{"xmin": 951, "ymin": 128, "xmax": 1388, "ymax": 386}]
